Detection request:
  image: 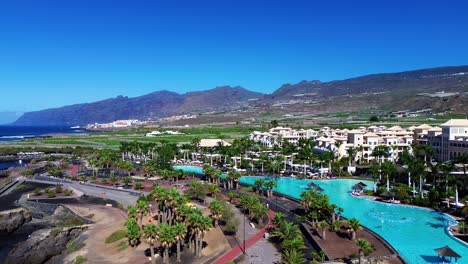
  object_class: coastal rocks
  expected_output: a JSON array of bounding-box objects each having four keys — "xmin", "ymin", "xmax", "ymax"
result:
[
  {"xmin": 4, "ymin": 225, "xmax": 88, "ymax": 264},
  {"xmin": 0, "ymin": 208, "xmax": 32, "ymax": 233}
]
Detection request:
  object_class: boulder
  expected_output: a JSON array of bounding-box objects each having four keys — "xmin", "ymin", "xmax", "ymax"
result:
[
  {"xmin": 0, "ymin": 208, "xmax": 32, "ymax": 234},
  {"xmin": 4, "ymin": 225, "xmax": 87, "ymax": 264}
]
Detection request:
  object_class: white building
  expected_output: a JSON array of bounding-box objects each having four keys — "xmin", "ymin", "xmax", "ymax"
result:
[{"xmin": 250, "ymin": 127, "xmax": 318, "ymax": 148}]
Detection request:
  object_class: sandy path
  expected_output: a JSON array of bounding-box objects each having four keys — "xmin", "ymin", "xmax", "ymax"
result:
[{"xmin": 64, "ymin": 204, "xmax": 148, "ymax": 264}]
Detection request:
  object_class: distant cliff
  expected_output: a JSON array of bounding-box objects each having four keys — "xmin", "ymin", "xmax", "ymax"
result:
[
  {"xmin": 13, "ymin": 65, "xmax": 468, "ymax": 126},
  {"xmin": 13, "ymin": 86, "xmax": 262, "ymax": 126}
]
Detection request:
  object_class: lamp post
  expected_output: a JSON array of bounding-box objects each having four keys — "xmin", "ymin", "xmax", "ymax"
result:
[{"xmin": 243, "ymin": 214, "xmax": 246, "ymax": 254}]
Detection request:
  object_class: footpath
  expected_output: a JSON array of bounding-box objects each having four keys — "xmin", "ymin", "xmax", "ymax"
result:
[{"xmin": 212, "ymin": 209, "xmax": 275, "ymax": 264}]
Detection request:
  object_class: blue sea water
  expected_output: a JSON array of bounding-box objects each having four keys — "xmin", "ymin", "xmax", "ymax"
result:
[
  {"xmin": 175, "ymin": 165, "xmax": 468, "ymax": 264},
  {"xmin": 0, "ymin": 126, "xmax": 86, "ymax": 142}
]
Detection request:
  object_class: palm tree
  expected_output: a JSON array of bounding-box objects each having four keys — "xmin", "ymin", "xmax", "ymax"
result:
[
  {"xmin": 282, "ymin": 249, "xmax": 306, "ymax": 264},
  {"xmin": 251, "ymin": 202, "xmax": 268, "ymax": 225},
  {"xmin": 157, "ymin": 223, "xmax": 177, "ymax": 264},
  {"xmin": 331, "ymin": 220, "xmax": 342, "ymax": 232},
  {"xmin": 254, "ymin": 178, "xmax": 266, "ymax": 194},
  {"xmin": 264, "ymin": 180, "xmax": 277, "ymax": 198},
  {"xmin": 347, "ymin": 218, "xmax": 362, "ymax": 240},
  {"xmin": 409, "ymin": 159, "xmax": 427, "ymax": 197},
  {"xmin": 356, "ymin": 239, "xmax": 373, "ymax": 264},
  {"xmin": 272, "ymin": 221, "xmax": 301, "ymax": 242},
  {"xmin": 207, "ymin": 183, "xmax": 220, "ymax": 197},
  {"xmin": 440, "ymin": 163, "xmax": 455, "ymax": 194},
  {"xmin": 318, "ymin": 221, "xmax": 328, "ymax": 239},
  {"xmin": 125, "ymin": 218, "xmax": 141, "ymax": 247},
  {"xmin": 226, "ymin": 192, "xmax": 237, "ymax": 203},
  {"xmin": 381, "ymin": 161, "xmax": 397, "ymax": 191},
  {"xmin": 281, "ymin": 236, "xmax": 306, "ymax": 251},
  {"xmin": 143, "ymin": 223, "xmax": 158, "ymax": 264},
  {"xmin": 136, "ymin": 199, "xmax": 149, "ymax": 228},
  {"xmin": 127, "ymin": 205, "xmax": 137, "ymax": 219},
  {"xmin": 454, "ymin": 153, "xmax": 468, "ymax": 192},
  {"xmin": 346, "ymin": 147, "xmax": 356, "ymax": 168},
  {"xmin": 209, "ymin": 200, "xmax": 223, "ymax": 227},
  {"xmin": 173, "ymin": 223, "xmax": 187, "ymax": 263},
  {"xmin": 372, "ymin": 145, "xmax": 389, "ymax": 164}
]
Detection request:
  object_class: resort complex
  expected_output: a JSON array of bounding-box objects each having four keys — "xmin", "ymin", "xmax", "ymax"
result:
[{"xmin": 1, "ymin": 119, "xmax": 467, "ymax": 264}]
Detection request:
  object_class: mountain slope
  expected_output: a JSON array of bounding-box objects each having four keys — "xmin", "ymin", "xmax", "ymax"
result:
[
  {"xmin": 13, "ymin": 87, "xmax": 262, "ymax": 126},
  {"xmin": 12, "ymin": 65, "xmax": 468, "ymax": 126},
  {"xmin": 267, "ymin": 65, "xmax": 468, "ymax": 100}
]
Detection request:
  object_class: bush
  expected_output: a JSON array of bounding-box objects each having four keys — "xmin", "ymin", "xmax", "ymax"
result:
[
  {"xmin": 15, "ymin": 184, "xmax": 26, "ymax": 191},
  {"xmin": 105, "ymin": 229, "xmax": 127, "ymax": 244},
  {"xmin": 47, "ymin": 190, "xmax": 56, "ymax": 198},
  {"xmin": 134, "ymin": 182, "xmax": 143, "ymax": 190},
  {"xmin": 369, "ymin": 116, "xmax": 379, "ymax": 122},
  {"xmin": 74, "ymin": 256, "xmax": 87, "ymax": 264},
  {"xmin": 21, "ymin": 168, "xmax": 35, "ymax": 176},
  {"xmin": 64, "ymin": 189, "xmax": 74, "ymax": 196},
  {"xmin": 33, "ymin": 187, "xmax": 42, "ymax": 196},
  {"xmin": 117, "ymin": 241, "xmax": 128, "ymax": 251},
  {"xmin": 224, "ymin": 217, "xmax": 239, "ymax": 234},
  {"xmin": 55, "ymin": 184, "xmax": 63, "ymax": 193},
  {"xmin": 101, "ymin": 179, "xmax": 108, "ymax": 184}
]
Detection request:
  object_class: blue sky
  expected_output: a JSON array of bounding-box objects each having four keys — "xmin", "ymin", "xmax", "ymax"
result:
[{"xmin": 0, "ymin": 0, "xmax": 467, "ymax": 117}]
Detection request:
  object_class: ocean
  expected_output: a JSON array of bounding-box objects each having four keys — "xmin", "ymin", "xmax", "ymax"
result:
[{"xmin": 0, "ymin": 126, "xmax": 86, "ymax": 142}]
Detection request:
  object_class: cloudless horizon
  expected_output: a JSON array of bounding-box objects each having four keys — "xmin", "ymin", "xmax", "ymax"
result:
[{"xmin": 1, "ymin": 0, "xmax": 468, "ymax": 117}]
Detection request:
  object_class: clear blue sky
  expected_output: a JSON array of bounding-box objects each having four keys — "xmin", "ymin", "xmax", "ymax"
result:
[{"xmin": 0, "ymin": 0, "xmax": 467, "ymax": 114}]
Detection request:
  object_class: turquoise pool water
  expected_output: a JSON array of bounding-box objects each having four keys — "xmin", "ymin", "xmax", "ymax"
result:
[{"xmin": 174, "ymin": 166, "xmax": 468, "ymax": 263}]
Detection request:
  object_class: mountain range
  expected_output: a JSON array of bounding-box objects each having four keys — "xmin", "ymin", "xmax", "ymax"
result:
[{"xmin": 13, "ymin": 65, "xmax": 468, "ymax": 126}]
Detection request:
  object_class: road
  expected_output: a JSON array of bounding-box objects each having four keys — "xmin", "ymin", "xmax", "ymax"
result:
[{"xmin": 26, "ymin": 178, "xmax": 140, "ymax": 207}]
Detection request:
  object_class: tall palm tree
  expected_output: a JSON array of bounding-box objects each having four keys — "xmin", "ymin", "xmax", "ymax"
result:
[
  {"xmin": 381, "ymin": 161, "xmax": 397, "ymax": 191},
  {"xmin": 136, "ymin": 199, "xmax": 149, "ymax": 229},
  {"xmin": 346, "ymin": 147, "xmax": 356, "ymax": 168},
  {"xmin": 209, "ymin": 200, "xmax": 223, "ymax": 227},
  {"xmin": 356, "ymin": 239, "xmax": 373, "ymax": 264},
  {"xmin": 173, "ymin": 223, "xmax": 187, "ymax": 263},
  {"xmin": 157, "ymin": 223, "xmax": 177, "ymax": 264},
  {"xmin": 347, "ymin": 218, "xmax": 362, "ymax": 240},
  {"xmin": 143, "ymin": 223, "xmax": 158, "ymax": 264},
  {"xmin": 125, "ymin": 218, "xmax": 141, "ymax": 247},
  {"xmin": 454, "ymin": 153, "xmax": 468, "ymax": 192},
  {"xmin": 440, "ymin": 163, "xmax": 455, "ymax": 194},
  {"xmin": 264, "ymin": 180, "xmax": 277, "ymax": 198},
  {"xmin": 318, "ymin": 221, "xmax": 328, "ymax": 239}
]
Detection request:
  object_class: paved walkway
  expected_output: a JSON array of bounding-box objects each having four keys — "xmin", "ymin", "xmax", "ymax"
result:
[{"xmin": 213, "ymin": 210, "xmax": 275, "ymax": 264}]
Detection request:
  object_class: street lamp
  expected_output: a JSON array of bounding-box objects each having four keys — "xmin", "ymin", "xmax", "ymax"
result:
[{"xmin": 243, "ymin": 214, "xmax": 246, "ymax": 254}]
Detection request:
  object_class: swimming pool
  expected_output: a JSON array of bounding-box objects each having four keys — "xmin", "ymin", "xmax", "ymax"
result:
[{"xmin": 174, "ymin": 166, "xmax": 467, "ymax": 263}]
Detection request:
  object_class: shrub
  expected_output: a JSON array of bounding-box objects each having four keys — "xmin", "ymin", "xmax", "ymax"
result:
[
  {"xmin": 64, "ymin": 189, "xmax": 74, "ymax": 196},
  {"xmin": 15, "ymin": 184, "xmax": 26, "ymax": 191},
  {"xmin": 134, "ymin": 182, "xmax": 143, "ymax": 190},
  {"xmin": 55, "ymin": 184, "xmax": 63, "ymax": 193},
  {"xmin": 21, "ymin": 168, "xmax": 35, "ymax": 176},
  {"xmin": 33, "ymin": 187, "xmax": 42, "ymax": 196},
  {"xmin": 47, "ymin": 190, "xmax": 56, "ymax": 198},
  {"xmin": 117, "ymin": 241, "xmax": 128, "ymax": 251},
  {"xmin": 105, "ymin": 229, "xmax": 128, "ymax": 244},
  {"xmin": 74, "ymin": 256, "xmax": 87, "ymax": 264},
  {"xmin": 101, "ymin": 179, "xmax": 108, "ymax": 184}
]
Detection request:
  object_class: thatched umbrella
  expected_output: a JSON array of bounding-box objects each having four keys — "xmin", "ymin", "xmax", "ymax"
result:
[
  {"xmin": 434, "ymin": 245, "xmax": 461, "ymax": 263},
  {"xmin": 351, "ymin": 183, "xmax": 364, "ymax": 191}
]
